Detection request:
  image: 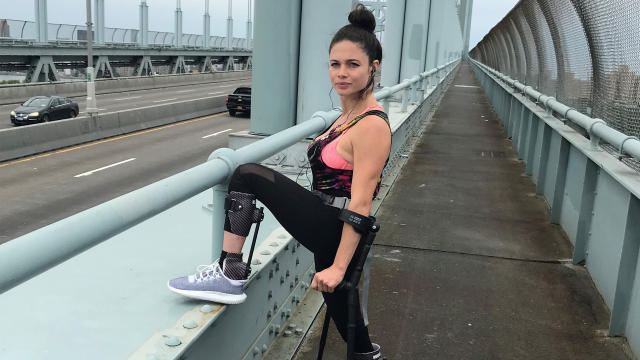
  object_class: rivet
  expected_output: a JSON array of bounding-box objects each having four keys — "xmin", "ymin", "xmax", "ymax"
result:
[
  {"xmin": 288, "ymin": 323, "xmax": 297, "ymax": 330},
  {"xmin": 183, "ymin": 320, "xmax": 199, "ymax": 329},
  {"xmin": 270, "ymin": 241, "xmax": 279, "ymax": 247},
  {"xmin": 290, "ymin": 281, "xmax": 294, "ymax": 289},
  {"xmin": 267, "ymin": 310, "xmax": 272, "ymax": 319},
  {"xmin": 275, "ymin": 263, "xmax": 280, "ymax": 272},
  {"xmin": 253, "ymin": 346, "xmax": 260, "ymax": 355},
  {"xmin": 286, "ymin": 270, "xmax": 290, "ymax": 277},
  {"xmin": 296, "ymin": 258, "xmax": 300, "ymax": 266},
  {"xmin": 295, "ymin": 275, "xmax": 299, "ymax": 282},
  {"xmin": 278, "ymin": 234, "xmax": 287, "ymax": 239},
  {"xmin": 165, "ymin": 336, "xmax": 182, "ymax": 347},
  {"xmin": 262, "ymin": 344, "xmax": 268, "ymax": 353},
  {"xmin": 269, "ymin": 270, "xmax": 274, "ymax": 279},
  {"xmin": 296, "ymin": 242, "xmax": 301, "ymax": 248},
  {"xmin": 268, "ymin": 290, "xmax": 273, "ymax": 299},
  {"xmin": 252, "ymin": 259, "xmax": 261, "ymax": 265},
  {"xmin": 274, "ymin": 303, "xmax": 278, "ymax": 311},
  {"xmin": 284, "ymin": 244, "xmax": 289, "ymax": 250},
  {"xmin": 280, "ymin": 276, "xmax": 285, "ymax": 285},
  {"xmin": 286, "ymin": 309, "xmax": 291, "ymax": 318},
  {"xmin": 295, "ymin": 328, "xmax": 303, "ymax": 335},
  {"xmin": 260, "ymin": 250, "xmax": 271, "ymax": 255},
  {"xmin": 284, "ymin": 330, "xmax": 292, "ymax": 337},
  {"xmin": 201, "ymin": 304, "xmax": 216, "ymax": 313},
  {"xmin": 274, "ymin": 325, "xmax": 281, "ymax": 334}
]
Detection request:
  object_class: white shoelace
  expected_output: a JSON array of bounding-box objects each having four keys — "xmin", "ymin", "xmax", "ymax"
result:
[{"xmin": 193, "ymin": 263, "xmax": 221, "ymax": 282}]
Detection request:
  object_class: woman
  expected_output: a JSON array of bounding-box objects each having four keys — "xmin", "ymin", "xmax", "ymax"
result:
[{"xmin": 168, "ymin": 4, "xmax": 390, "ymax": 359}]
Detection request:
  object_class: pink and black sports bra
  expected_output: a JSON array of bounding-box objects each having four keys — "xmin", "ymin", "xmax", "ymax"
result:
[{"xmin": 307, "ymin": 105, "xmax": 389, "ymax": 199}]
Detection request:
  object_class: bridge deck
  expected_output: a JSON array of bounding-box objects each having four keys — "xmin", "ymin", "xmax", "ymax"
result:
[{"xmin": 292, "ymin": 63, "xmax": 632, "ymax": 359}]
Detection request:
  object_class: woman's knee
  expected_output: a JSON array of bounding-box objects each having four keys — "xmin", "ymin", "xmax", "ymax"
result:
[{"xmin": 229, "ymin": 163, "xmax": 264, "ymax": 192}]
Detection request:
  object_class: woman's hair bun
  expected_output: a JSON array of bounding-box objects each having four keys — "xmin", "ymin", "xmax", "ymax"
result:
[{"xmin": 348, "ymin": 3, "xmax": 376, "ymax": 33}]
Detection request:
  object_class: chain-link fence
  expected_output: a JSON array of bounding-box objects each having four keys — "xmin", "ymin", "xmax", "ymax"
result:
[
  {"xmin": 470, "ymin": 0, "xmax": 640, "ymax": 171},
  {"xmin": 0, "ymin": 19, "xmax": 250, "ymax": 49}
]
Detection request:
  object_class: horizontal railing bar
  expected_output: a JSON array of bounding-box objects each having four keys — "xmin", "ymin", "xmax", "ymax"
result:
[{"xmin": 470, "ymin": 58, "xmax": 640, "ymax": 162}]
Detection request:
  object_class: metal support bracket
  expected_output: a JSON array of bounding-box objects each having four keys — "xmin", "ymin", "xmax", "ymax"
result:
[{"xmin": 24, "ymin": 56, "xmax": 59, "ymax": 83}]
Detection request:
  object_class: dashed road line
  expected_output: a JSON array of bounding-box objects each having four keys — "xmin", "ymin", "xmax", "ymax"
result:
[
  {"xmin": 153, "ymin": 98, "xmax": 178, "ymax": 103},
  {"xmin": 202, "ymin": 128, "xmax": 233, "ymax": 138},
  {"xmin": 74, "ymin": 158, "xmax": 136, "ymax": 178}
]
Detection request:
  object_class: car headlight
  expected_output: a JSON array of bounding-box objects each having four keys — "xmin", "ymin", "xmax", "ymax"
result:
[
  {"xmin": 28, "ymin": 112, "xmax": 39, "ymax": 117},
  {"xmin": 10, "ymin": 111, "xmax": 15, "ymax": 116}
]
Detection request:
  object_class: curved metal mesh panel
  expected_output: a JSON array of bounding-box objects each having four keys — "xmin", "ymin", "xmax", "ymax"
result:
[
  {"xmin": 571, "ymin": 0, "xmax": 640, "ymax": 137},
  {"xmin": 506, "ymin": 17, "xmax": 527, "ymax": 83},
  {"xmin": 512, "ymin": 7, "xmax": 539, "ymax": 88},
  {"xmin": 495, "ymin": 31, "xmax": 512, "ymax": 76},
  {"xmin": 537, "ymin": 0, "xmax": 593, "ymax": 115},
  {"xmin": 498, "ymin": 26, "xmax": 516, "ymax": 78},
  {"xmin": 471, "ymin": 0, "xmax": 640, "ymax": 171},
  {"xmin": 520, "ymin": 0, "xmax": 558, "ymax": 96}
]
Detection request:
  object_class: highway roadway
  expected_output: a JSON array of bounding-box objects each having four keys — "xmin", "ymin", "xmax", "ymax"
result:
[
  {"xmin": 0, "ymin": 108, "xmax": 250, "ymax": 244},
  {"xmin": 0, "ymin": 78, "xmax": 250, "ymax": 129}
]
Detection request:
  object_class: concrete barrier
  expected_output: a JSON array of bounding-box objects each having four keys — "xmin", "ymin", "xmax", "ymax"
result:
[
  {"xmin": 0, "ymin": 71, "xmax": 251, "ymax": 105},
  {"xmin": 0, "ymin": 96, "xmax": 229, "ymax": 162}
]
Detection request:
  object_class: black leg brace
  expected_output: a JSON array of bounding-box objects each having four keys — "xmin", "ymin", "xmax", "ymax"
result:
[{"xmin": 224, "ymin": 191, "xmax": 263, "ymax": 237}]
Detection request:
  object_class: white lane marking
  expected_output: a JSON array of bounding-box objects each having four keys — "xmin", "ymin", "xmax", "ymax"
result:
[
  {"xmin": 202, "ymin": 128, "xmax": 233, "ymax": 138},
  {"xmin": 114, "ymin": 96, "xmax": 142, "ymax": 101},
  {"xmin": 454, "ymin": 85, "xmax": 480, "ymax": 88},
  {"xmin": 74, "ymin": 158, "xmax": 136, "ymax": 178},
  {"xmin": 153, "ymin": 98, "xmax": 178, "ymax": 103},
  {"xmin": 177, "ymin": 89, "xmax": 196, "ymax": 93},
  {"xmin": 208, "ymin": 91, "xmax": 226, "ymax": 95}
]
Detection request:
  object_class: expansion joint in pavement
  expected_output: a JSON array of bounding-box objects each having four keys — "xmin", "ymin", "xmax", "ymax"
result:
[{"xmin": 373, "ymin": 243, "xmax": 574, "ymax": 265}]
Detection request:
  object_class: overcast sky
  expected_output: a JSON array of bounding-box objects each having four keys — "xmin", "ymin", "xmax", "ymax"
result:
[
  {"xmin": 0, "ymin": 0, "xmax": 252, "ymax": 37},
  {"xmin": 0, "ymin": 0, "xmax": 516, "ymax": 46},
  {"xmin": 469, "ymin": 0, "xmax": 519, "ymax": 50}
]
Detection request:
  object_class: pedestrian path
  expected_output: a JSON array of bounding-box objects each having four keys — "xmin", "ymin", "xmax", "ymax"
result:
[{"xmin": 292, "ymin": 62, "xmax": 633, "ymax": 360}]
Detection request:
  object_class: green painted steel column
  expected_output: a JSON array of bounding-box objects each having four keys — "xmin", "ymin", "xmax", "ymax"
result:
[
  {"xmin": 226, "ymin": 0, "xmax": 233, "ymax": 49},
  {"xmin": 246, "ymin": 0, "xmax": 252, "ymax": 49},
  {"xmin": 462, "ymin": 0, "xmax": 473, "ymax": 53},
  {"xmin": 93, "ymin": 0, "xmax": 104, "ymax": 45},
  {"xmin": 250, "ymin": 0, "xmax": 301, "ymax": 135},
  {"xmin": 296, "ymin": 0, "xmax": 353, "ymax": 124},
  {"xmin": 203, "ymin": 0, "xmax": 210, "ymax": 48},
  {"xmin": 381, "ymin": 0, "xmax": 406, "ymax": 88},
  {"xmin": 34, "ymin": 0, "xmax": 48, "ymax": 43},
  {"xmin": 139, "ymin": 0, "xmax": 148, "ymax": 47},
  {"xmin": 175, "ymin": 0, "xmax": 183, "ymax": 48},
  {"xmin": 399, "ymin": 0, "xmax": 431, "ymax": 81}
]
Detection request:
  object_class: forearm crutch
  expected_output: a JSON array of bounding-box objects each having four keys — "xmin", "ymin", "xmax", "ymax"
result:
[{"xmin": 316, "ymin": 209, "xmax": 380, "ymax": 360}]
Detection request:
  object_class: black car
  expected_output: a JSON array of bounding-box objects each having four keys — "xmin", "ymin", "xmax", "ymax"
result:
[
  {"xmin": 226, "ymin": 87, "xmax": 251, "ymax": 116},
  {"xmin": 10, "ymin": 96, "xmax": 80, "ymax": 126}
]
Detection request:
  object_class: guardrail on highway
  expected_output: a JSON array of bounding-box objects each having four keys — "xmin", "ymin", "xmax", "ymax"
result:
[
  {"xmin": 0, "ymin": 70, "xmax": 251, "ymax": 106},
  {"xmin": 469, "ymin": 58, "xmax": 640, "ymax": 356},
  {"xmin": 0, "ymin": 59, "xmax": 460, "ymax": 359}
]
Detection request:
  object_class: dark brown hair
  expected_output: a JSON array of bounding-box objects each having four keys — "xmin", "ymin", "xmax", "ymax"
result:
[{"xmin": 330, "ymin": 3, "xmax": 383, "ymax": 98}]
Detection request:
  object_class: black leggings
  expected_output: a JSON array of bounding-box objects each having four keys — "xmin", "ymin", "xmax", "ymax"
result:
[{"xmin": 228, "ymin": 163, "xmax": 373, "ymax": 352}]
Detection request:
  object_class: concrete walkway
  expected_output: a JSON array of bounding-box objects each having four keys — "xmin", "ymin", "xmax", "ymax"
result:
[{"xmin": 292, "ymin": 62, "xmax": 633, "ymax": 359}]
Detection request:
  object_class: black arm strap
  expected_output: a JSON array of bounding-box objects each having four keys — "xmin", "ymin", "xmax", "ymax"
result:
[{"xmin": 338, "ymin": 209, "xmax": 374, "ymax": 234}]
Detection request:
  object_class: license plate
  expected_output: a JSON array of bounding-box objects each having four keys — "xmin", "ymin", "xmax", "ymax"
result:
[{"xmin": 237, "ymin": 106, "xmax": 242, "ymax": 110}]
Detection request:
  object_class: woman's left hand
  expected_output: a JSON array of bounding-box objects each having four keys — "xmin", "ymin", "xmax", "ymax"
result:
[{"xmin": 311, "ymin": 265, "xmax": 345, "ymax": 293}]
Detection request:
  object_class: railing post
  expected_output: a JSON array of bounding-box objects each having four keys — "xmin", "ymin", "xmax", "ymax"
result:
[
  {"xmin": 401, "ymin": 87, "xmax": 409, "ymax": 112},
  {"xmin": 410, "ymin": 81, "xmax": 418, "ymax": 104}
]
